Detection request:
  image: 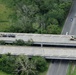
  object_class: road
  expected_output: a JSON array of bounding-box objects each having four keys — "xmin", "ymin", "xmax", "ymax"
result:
[
  {"xmin": 69, "ymin": 14, "xmax": 76, "ymax": 35},
  {"xmin": 1, "ymin": 46, "xmax": 76, "ymax": 60},
  {"xmin": 47, "ymin": 0, "xmax": 76, "ymax": 75},
  {"xmin": 61, "ymin": 0, "xmax": 76, "ymax": 35},
  {"xmin": 56, "ymin": 61, "xmax": 69, "ymax": 75},
  {"xmin": 47, "ymin": 60, "xmax": 60, "ymax": 75},
  {"xmin": 47, "ymin": 60, "xmax": 69, "ymax": 75}
]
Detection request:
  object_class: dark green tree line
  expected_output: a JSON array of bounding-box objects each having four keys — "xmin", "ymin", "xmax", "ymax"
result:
[
  {"xmin": 3, "ymin": 0, "xmax": 72, "ymax": 34},
  {"xmin": 0, "ymin": 54, "xmax": 48, "ymax": 75}
]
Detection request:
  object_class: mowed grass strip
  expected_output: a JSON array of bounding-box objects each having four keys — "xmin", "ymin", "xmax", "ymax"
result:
[
  {"xmin": 72, "ymin": 67, "xmax": 76, "ymax": 75},
  {"xmin": 67, "ymin": 62, "xmax": 76, "ymax": 75}
]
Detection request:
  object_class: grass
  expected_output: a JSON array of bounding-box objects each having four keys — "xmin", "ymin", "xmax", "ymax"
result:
[
  {"xmin": 0, "ymin": 4, "xmax": 11, "ymax": 20},
  {"xmin": 0, "ymin": 71, "xmax": 11, "ymax": 75},
  {"xmin": 0, "ymin": 22, "xmax": 11, "ymax": 31},
  {"xmin": 67, "ymin": 62, "xmax": 76, "ymax": 75},
  {"xmin": 72, "ymin": 67, "xmax": 76, "ymax": 75},
  {"xmin": 0, "ymin": 2, "xmax": 14, "ymax": 31}
]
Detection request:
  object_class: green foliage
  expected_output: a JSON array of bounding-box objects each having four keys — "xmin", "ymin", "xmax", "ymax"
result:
[
  {"xmin": 14, "ymin": 55, "xmax": 38, "ymax": 75},
  {"xmin": 47, "ymin": 25, "xmax": 61, "ymax": 34},
  {"xmin": 26, "ymin": 39, "xmax": 34, "ymax": 46},
  {"xmin": 13, "ymin": 39, "xmax": 33, "ymax": 46},
  {"xmin": 0, "ymin": 54, "xmax": 48, "ymax": 75},
  {"xmin": 0, "ymin": 39, "xmax": 34, "ymax": 46},
  {"xmin": 59, "ymin": 2, "xmax": 72, "ymax": 13},
  {"xmin": 13, "ymin": 39, "xmax": 25, "ymax": 46},
  {"xmin": 0, "ymin": 0, "xmax": 72, "ymax": 34},
  {"xmin": 0, "ymin": 40, "xmax": 6, "ymax": 45},
  {"xmin": 0, "ymin": 71, "xmax": 11, "ymax": 75},
  {"xmin": 67, "ymin": 62, "xmax": 76, "ymax": 75},
  {"xmin": 7, "ymin": 24, "xmax": 22, "ymax": 32},
  {"xmin": 0, "ymin": 1, "xmax": 16, "ymax": 32},
  {"xmin": 31, "ymin": 56, "xmax": 48, "ymax": 72},
  {"xmin": 0, "ymin": 54, "xmax": 16, "ymax": 74}
]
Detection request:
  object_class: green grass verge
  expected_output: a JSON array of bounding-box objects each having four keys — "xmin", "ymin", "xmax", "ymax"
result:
[
  {"xmin": 0, "ymin": 71, "xmax": 11, "ymax": 75},
  {"xmin": 67, "ymin": 62, "xmax": 76, "ymax": 75}
]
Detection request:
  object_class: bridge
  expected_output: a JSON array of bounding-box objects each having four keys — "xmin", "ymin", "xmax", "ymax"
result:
[
  {"xmin": 0, "ymin": 1, "xmax": 76, "ymax": 75},
  {"xmin": 0, "ymin": 32, "xmax": 76, "ymax": 47},
  {"xmin": 0, "ymin": 45, "xmax": 76, "ymax": 60},
  {"xmin": 0, "ymin": 32, "xmax": 76, "ymax": 60}
]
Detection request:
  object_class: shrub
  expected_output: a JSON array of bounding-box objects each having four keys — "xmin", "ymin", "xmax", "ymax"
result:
[
  {"xmin": 0, "ymin": 40, "xmax": 6, "ymax": 45},
  {"xmin": 13, "ymin": 39, "xmax": 25, "ymax": 46},
  {"xmin": 26, "ymin": 39, "xmax": 34, "ymax": 46},
  {"xmin": 31, "ymin": 56, "xmax": 48, "ymax": 72}
]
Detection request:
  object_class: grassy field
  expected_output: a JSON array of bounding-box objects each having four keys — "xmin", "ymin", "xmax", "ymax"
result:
[
  {"xmin": 0, "ymin": 71, "xmax": 11, "ymax": 75},
  {"xmin": 0, "ymin": 1, "xmax": 14, "ymax": 31}
]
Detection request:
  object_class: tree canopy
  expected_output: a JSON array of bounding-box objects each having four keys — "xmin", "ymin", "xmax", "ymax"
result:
[
  {"xmin": 0, "ymin": 0, "xmax": 72, "ymax": 34},
  {"xmin": 0, "ymin": 54, "xmax": 48, "ymax": 75}
]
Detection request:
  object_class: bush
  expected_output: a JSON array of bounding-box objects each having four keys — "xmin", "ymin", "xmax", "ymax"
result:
[
  {"xmin": 0, "ymin": 40, "xmax": 6, "ymax": 45},
  {"xmin": 47, "ymin": 24, "xmax": 61, "ymax": 34},
  {"xmin": 13, "ymin": 39, "xmax": 25, "ymax": 46},
  {"xmin": 0, "ymin": 54, "xmax": 48, "ymax": 75},
  {"xmin": 26, "ymin": 39, "xmax": 34, "ymax": 46},
  {"xmin": 31, "ymin": 56, "xmax": 48, "ymax": 72},
  {"xmin": 0, "ymin": 54, "xmax": 16, "ymax": 74}
]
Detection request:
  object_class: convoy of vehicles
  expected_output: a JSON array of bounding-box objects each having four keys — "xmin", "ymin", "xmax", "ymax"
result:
[{"xmin": 0, "ymin": 34, "xmax": 15, "ymax": 38}]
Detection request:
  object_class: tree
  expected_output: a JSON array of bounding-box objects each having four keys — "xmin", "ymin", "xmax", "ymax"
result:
[
  {"xmin": 47, "ymin": 24, "xmax": 61, "ymax": 34},
  {"xmin": 14, "ymin": 55, "xmax": 38, "ymax": 75},
  {"xmin": 31, "ymin": 56, "xmax": 48, "ymax": 72},
  {"xmin": 0, "ymin": 54, "xmax": 16, "ymax": 74},
  {"xmin": 6, "ymin": 0, "xmax": 72, "ymax": 34},
  {"xmin": 13, "ymin": 39, "xmax": 25, "ymax": 46}
]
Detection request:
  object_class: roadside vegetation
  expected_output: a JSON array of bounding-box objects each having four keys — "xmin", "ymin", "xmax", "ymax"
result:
[
  {"xmin": 0, "ymin": 0, "xmax": 73, "ymax": 75},
  {"xmin": 0, "ymin": 0, "xmax": 72, "ymax": 34},
  {"xmin": 0, "ymin": 39, "xmax": 34, "ymax": 46},
  {"xmin": 67, "ymin": 61, "xmax": 76, "ymax": 75},
  {"xmin": 0, "ymin": 54, "xmax": 49, "ymax": 75}
]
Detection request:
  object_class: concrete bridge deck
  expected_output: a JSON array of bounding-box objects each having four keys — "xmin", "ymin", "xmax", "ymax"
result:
[
  {"xmin": 0, "ymin": 45, "xmax": 76, "ymax": 60},
  {"xmin": 0, "ymin": 32, "xmax": 76, "ymax": 46}
]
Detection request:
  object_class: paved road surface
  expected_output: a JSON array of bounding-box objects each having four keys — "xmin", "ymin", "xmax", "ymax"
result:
[
  {"xmin": 69, "ymin": 14, "xmax": 76, "ymax": 35},
  {"xmin": 56, "ymin": 61, "xmax": 69, "ymax": 75},
  {"xmin": 47, "ymin": 60, "xmax": 69, "ymax": 75},
  {"xmin": 1, "ymin": 46, "xmax": 76, "ymax": 60},
  {"xmin": 47, "ymin": 0, "xmax": 76, "ymax": 75},
  {"xmin": 61, "ymin": 0, "xmax": 76, "ymax": 35},
  {"xmin": 47, "ymin": 60, "xmax": 60, "ymax": 75}
]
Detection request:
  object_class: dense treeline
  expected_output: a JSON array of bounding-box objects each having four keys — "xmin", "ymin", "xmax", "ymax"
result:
[
  {"xmin": 0, "ymin": 54, "xmax": 48, "ymax": 75},
  {"xmin": 1, "ymin": 0, "xmax": 72, "ymax": 34}
]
